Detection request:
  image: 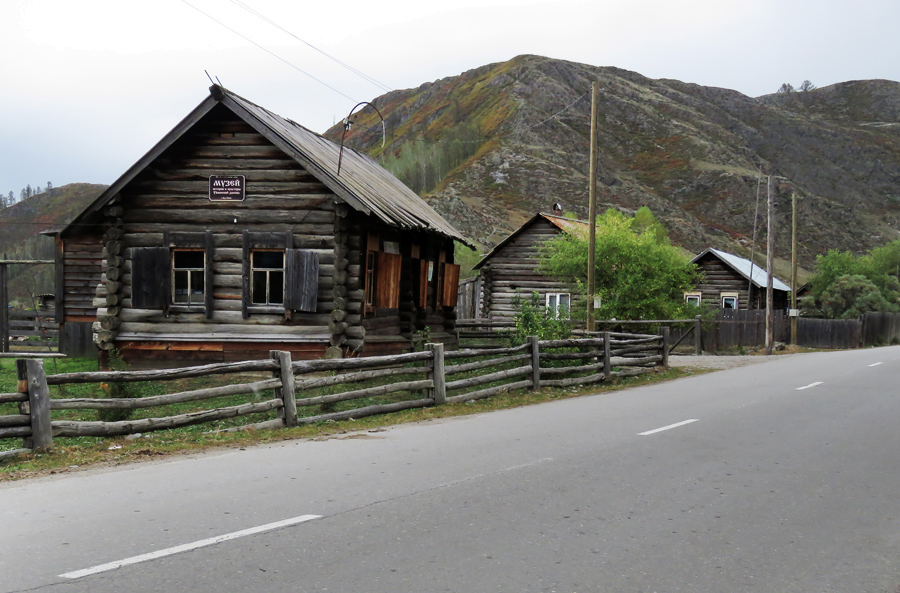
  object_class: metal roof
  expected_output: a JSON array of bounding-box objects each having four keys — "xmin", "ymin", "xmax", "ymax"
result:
[
  {"xmin": 693, "ymin": 248, "xmax": 791, "ymax": 291},
  {"xmin": 60, "ymin": 85, "xmax": 472, "ymax": 247}
]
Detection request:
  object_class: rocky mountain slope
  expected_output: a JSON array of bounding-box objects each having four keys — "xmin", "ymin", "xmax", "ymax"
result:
[
  {"xmin": 0, "ymin": 183, "xmax": 106, "ymax": 302},
  {"xmin": 327, "ymin": 55, "xmax": 900, "ymax": 269}
]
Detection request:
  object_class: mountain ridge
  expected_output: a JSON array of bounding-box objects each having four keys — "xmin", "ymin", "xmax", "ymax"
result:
[{"xmin": 327, "ymin": 55, "xmax": 900, "ymax": 268}]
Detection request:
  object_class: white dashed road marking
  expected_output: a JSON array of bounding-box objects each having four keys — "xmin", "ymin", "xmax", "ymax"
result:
[
  {"xmin": 638, "ymin": 419, "xmax": 699, "ymax": 436},
  {"xmin": 60, "ymin": 514, "xmax": 322, "ymax": 579},
  {"xmin": 796, "ymin": 382, "xmax": 823, "ymax": 391}
]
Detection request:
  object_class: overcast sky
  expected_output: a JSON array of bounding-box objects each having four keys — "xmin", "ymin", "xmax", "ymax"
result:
[{"xmin": 2, "ymin": 0, "xmax": 898, "ymax": 197}]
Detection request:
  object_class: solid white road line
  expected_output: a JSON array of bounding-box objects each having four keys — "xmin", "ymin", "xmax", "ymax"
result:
[
  {"xmin": 638, "ymin": 419, "xmax": 699, "ymax": 436},
  {"xmin": 60, "ymin": 514, "xmax": 322, "ymax": 579},
  {"xmin": 869, "ymin": 362, "xmax": 884, "ymax": 367},
  {"xmin": 796, "ymin": 382, "xmax": 824, "ymax": 390}
]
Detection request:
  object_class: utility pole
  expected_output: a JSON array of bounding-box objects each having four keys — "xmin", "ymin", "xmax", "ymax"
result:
[
  {"xmin": 791, "ymin": 192, "xmax": 798, "ymax": 345},
  {"xmin": 586, "ymin": 80, "xmax": 600, "ymax": 332},
  {"xmin": 766, "ymin": 176, "xmax": 775, "ymax": 355}
]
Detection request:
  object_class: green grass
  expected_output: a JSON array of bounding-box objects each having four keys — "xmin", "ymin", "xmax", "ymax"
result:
[{"xmin": 0, "ymin": 356, "xmax": 702, "ymax": 480}]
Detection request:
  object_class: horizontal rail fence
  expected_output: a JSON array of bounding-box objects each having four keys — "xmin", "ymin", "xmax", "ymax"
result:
[
  {"xmin": 456, "ymin": 319, "xmax": 516, "ymax": 349},
  {"xmin": 5, "ymin": 310, "xmax": 59, "ymax": 352},
  {"xmin": 591, "ymin": 318, "xmax": 701, "ymax": 355},
  {"xmin": 1, "ymin": 334, "xmax": 667, "ymax": 458}
]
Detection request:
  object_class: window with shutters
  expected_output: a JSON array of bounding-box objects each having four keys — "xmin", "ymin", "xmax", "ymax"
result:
[
  {"xmin": 172, "ymin": 250, "xmax": 205, "ymax": 305},
  {"xmin": 251, "ymin": 250, "xmax": 284, "ymax": 305},
  {"xmin": 241, "ymin": 231, "xmax": 319, "ymax": 317},
  {"xmin": 132, "ymin": 231, "xmax": 215, "ymax": 317}
]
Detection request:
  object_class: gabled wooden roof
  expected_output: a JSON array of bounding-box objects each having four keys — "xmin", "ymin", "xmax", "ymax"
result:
[
  {"xmin": 473, "ymin": 213, "xmax": 588, "ymax": 270},
  {"xmin": 60, "ymin": 85, "xmax": 472, "ymax": 246},
  {"xmin": 693, "ymin": 248, "xmax": 791, "ymax": 291}
]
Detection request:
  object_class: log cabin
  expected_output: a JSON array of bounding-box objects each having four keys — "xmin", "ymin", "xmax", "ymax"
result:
[
  {"xmin": 689, "ymin": 248, "xmax": 790, "ymax": 310},
  {"xmin": 50, "ymin": 85, "xmax": 472, "ymax": 368},
  {"xmin": 473, "ymin": 212, "xmax": 588, "ymax": 320}
]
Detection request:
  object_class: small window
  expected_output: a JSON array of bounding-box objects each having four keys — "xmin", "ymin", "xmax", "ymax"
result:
[
  {"xmin": 684, "ymin": 292, "xmax": 701, "ymax": 306},
  {"xmin": 251, "ymin": 250, "xmax": 284, "ymax": 305},
  {"xmin": 172, "ymin": 250, "xmax": 205, "ymax": 305},
  {"xmin": 721, "ymin": 292, "xmax": 739, "ymax": 309},
  {"xmin": 546, "ymin": 292, "xmax": 570, "ymax": 318}
]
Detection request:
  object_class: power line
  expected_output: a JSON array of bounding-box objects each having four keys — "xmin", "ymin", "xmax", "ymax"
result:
[
  {"xmin": 227, "ymin": 0, "xmax": 393, "ymax": 93},
  {"xmin": 181, "ymin": 0, "xmax": 357, "ymax": 103}
]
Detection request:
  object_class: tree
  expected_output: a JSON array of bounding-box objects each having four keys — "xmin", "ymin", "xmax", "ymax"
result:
[
  {"xmin": 820, "ymin": 274, "xmax": 897, "ymax": 319},
  {"xmin": 777, "ymin": 83, "xmax": 795, "ymax": 94},
  {"xmin": 799, "ymin": 80, "xmax": 817, "ymax": 92},
  {"xmin": 801, "ymin": 242, "xmax": 900, "ymax": 318},
  {"xmin": 46, "ymin": 181, "xmax": 52, "ymax": 191},
  {"xmin": 539, "ymin": 208, "xmax": 701, "ymax": 320}
]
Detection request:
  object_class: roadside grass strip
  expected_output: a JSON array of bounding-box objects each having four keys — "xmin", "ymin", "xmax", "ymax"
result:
[
  {"xmin": 796, "ymin": 382, "xmax": 824, "ymax": 391},
  {"xmin": 638, "ymin": 418, "xmax": 699, "ymax": 436},
  {"xmin": 60, "ymin": 514, "xmax": 322, "ymax": 579}
]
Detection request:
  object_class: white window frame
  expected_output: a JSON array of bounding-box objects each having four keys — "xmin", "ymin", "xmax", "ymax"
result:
[
  {"xmin": 684, "ymin": 291, "xmax": 701, "ymax": 306},
  {"xmin": 546, "ymin": 292, "xmax": 571, "ymax": 319},
  {"xmin": 250, "ymin": 249, "xmax": 285, "ymax": 306},
  {"xmin": 721, "ymin": 292, "xmax": 739, "ymax": 309},
  {"xmin": 171, "ymin": 249, "xmax": 206, "ymax": 306}
]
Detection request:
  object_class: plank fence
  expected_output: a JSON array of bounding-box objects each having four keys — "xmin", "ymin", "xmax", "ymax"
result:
[
  {"xmin": 0, "ymin": 333, "xmax": 666, "ymax": 459},
  {"xmin": 2, "ymin": 310, "xmax": 59, "ymax": 353}
]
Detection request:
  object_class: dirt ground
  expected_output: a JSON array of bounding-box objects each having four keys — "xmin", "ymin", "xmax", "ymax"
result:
[{"xmin": 667, "ymin": 353, "xmax": 796, "ymax": 370}]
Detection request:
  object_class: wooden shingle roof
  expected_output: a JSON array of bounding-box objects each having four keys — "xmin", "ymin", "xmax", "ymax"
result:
[{"xmin": 61, "ymin": 85, "xmax": 472, "ymax": 246}]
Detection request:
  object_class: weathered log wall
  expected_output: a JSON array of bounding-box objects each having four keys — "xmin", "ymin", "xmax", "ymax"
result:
[
  {"xmin": 479, "ymin": 219, "xmax": 571, "ymax": 320},
  {"xmin": 91, "ymin": 106, "xmax": 338, "ymax": 365}
]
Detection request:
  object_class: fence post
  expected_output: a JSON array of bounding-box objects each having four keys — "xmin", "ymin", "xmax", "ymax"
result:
[
  {"xmin": 270, "ymin": 350, "xmax": 297, "ymax": 428},
  {"xmin": 660, "ymin": 327, "xmax": 670, "ymax": 368},
  {"xmin": 23, "ymin": 359, "xmax": 52, "ymax": 450},
  {"xmin": 603, "ymin": 331, "xmax": 612, "ymax": 380},
  {"xmin": 694, "ymin": 315, "xmax": 702, "ymax": 355},
  {"xmin": 426, "ymin": 343, "xmax": 446, "ymax": 405},
  {"xmin": 528, "ymin": 335, "xmax": 540, "ymax": 390}
]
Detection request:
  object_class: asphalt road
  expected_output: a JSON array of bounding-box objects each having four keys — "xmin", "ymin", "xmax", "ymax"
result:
[{"xmin": 3, "ymin": 347, "xmax": 900, "ymax": 592}]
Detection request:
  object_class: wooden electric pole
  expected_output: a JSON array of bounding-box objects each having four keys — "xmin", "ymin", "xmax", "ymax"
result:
[
  {"xmin": 791, "ymin": 192, "xmax": 798, "ymax": 345},
  {"xmin": 765, "ymin": 176, "xmax": 775, "ymax": 355},
  {"xmin": 586, "ymin": 81, "xmax": 600, "ymax": 332}
]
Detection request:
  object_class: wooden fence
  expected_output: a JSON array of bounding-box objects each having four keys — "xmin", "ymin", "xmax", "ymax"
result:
[
  {"xmin": 1, "ymin": 310, "xmax": 58, "ymax": 353},
  {"xmin": 0, "ymin": 333, "xmax": 666, "ymax": 459},
  {"xmin": 456, "ymin": 319, "xmax": 516, "ymax": 348},
  {"xmin": 456, "ymin": 277, "xmax": 483, "ymax": 320}
]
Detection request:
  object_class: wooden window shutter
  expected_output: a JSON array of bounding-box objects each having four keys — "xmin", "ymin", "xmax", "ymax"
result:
[
  {"xmin": 441, "ymin": 263, "xmax": 461, "ymax": 307},
  {"xmin": 132, "ymin": 247, "xmax": 169, "ymax": 311},
  {"xmin": 375, "ymin": 252, "xmax": 402, "ymax": 309},
  {"xmin": 285, "ymin": 249, "xmax": 319, "ymax": 312}
]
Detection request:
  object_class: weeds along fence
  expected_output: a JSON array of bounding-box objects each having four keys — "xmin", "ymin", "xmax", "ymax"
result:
[{"xmin": 0, "ymin": 333, "xmax": 666, "ymax": 459}]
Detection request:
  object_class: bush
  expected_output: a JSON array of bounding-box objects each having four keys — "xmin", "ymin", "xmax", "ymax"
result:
[{"xmin": 509, "ymin": 291, "xmax": 571, "ymax": 345}]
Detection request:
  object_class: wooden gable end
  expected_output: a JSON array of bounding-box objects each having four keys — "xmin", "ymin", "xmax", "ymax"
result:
[{"xmin": 98, "ymin": 103, "xmax": 341, "ymax": 357}]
